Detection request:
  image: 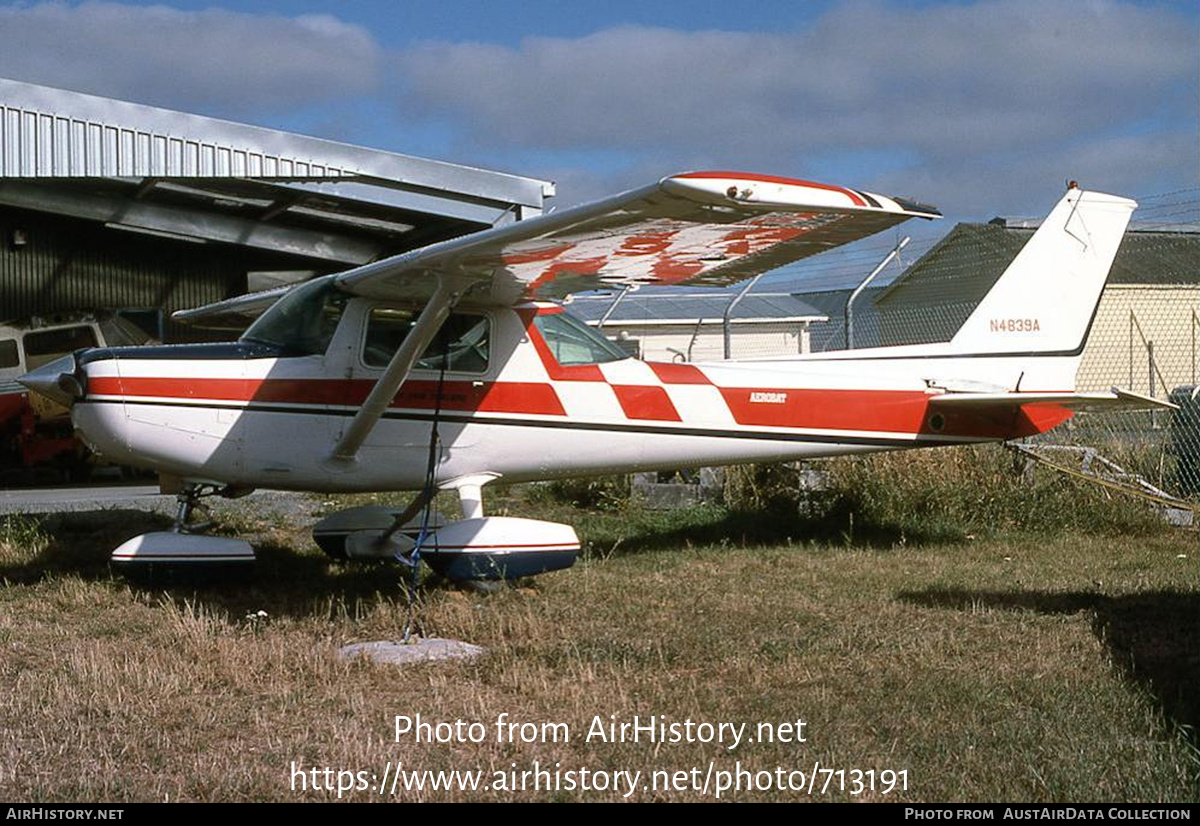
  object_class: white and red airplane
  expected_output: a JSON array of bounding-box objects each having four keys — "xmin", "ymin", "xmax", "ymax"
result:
[{"xmin": 18, "ymin": 172, "xmax": 1166, "ymax": 579}]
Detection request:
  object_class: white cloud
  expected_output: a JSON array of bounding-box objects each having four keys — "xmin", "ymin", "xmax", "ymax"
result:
[
  {"xmin": 0, "ymin": 1, "xmax": 1190, "ymax": 215},
  {"xmin": 394, "ymin": 0, "xmax": 1197, "ymax": 210},
  {"xmin": 875, "ymin": 130, "xmax": 1199, "ymax": 218},
  {"xmin": 0, "ymin": 2, "xmax": 382, "ymax": 115}
]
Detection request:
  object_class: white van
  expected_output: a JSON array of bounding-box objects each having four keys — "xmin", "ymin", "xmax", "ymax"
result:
[{"xmin": 0, "ymin": 312, "xmax": 153, "ymax": 477}]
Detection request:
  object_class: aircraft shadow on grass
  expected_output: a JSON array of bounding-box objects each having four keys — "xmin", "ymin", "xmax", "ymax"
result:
[
  {"xmin": 587, "ymin": 507, "xmax": 958, "ymax": 559},
  {"xmin": 897, "ymin": 586, "xmax": 1200, "ymax": 746},
  {"xmin": 1, "ymin": 504, "xmax": 963, "ymax": 622},
  {"xmin": 0, "ymin": 509, "xmax": 440, "ymax": 622}
]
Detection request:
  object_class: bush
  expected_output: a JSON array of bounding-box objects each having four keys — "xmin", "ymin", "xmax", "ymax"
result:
[
  {"xmin": 723, "ymin": 444, "xmax": 1167, "ymax": 543},
  {"xmin": 527, "ymin": 475, "xmax": 631, "ymax": 511},
  {"xmin": 722, "ymin": 462, "xmax": 806, "ymax": 520}
]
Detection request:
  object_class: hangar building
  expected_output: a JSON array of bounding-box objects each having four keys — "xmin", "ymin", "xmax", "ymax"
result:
[{"xmin": 0, "ymin": 77, "xmax": 554, "ymax": 341}]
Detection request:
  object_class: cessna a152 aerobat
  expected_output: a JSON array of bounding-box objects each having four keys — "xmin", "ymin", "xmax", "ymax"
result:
[{"xmin": 19, "ymin": 172, "xmax": 1168, "ymax": 579}]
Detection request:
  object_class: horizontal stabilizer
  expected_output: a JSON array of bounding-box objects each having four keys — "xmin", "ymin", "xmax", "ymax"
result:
[{"xmin": 929, "ymin": 387, "xmax": 1177, "ymax": 413}]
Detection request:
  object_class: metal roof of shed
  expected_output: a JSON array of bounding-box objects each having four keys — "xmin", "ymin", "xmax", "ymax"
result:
[
  {"xmin": 867, "ymin": 221, "xmax": 1199, "ymax": 347},
  {"xmin": 0, "ymin": 78, "xmax": 555, "ymax": 266},
  {"xmin": 565, "ymin": 286, "xmax": 828, "ymax": 327},
  {"xmin": 875, "ymin": 222, "xmax": 1200, "ymax": 309}
]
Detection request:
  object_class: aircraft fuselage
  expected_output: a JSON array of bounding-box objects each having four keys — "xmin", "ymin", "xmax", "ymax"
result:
[{"xmin": 67, "ymin": 299, "xmax": 1073, "ymax": 492}]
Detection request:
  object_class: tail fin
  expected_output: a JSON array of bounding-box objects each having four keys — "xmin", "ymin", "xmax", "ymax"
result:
[{"xmin": 948, "ymin": 188, "xmax": 1136, "ymax": 355}]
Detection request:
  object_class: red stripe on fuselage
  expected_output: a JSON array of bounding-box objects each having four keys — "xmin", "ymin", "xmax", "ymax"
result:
[
  {"xmin": 720, "ymin": 387, "xmax": 1073, "ymax": 439},
  {"xmin": 995, "ymin": 403, "xmax": 1074, "ymax": 437},
  {"xmin": 722, "ymin": 387, "xmax": 926, "ymax": 433},
  {"xmin": 610, "ymin": 385, "xmax": 681, "ymax": 422},
  {"xmin": 88, "ymin": 376, "xmax": 566, "ymax": 417},
  {"xmin": 88, "ymin": 370, "xmax": 1071, "ymax": 440},
  {"xmin": 646, "ymin": 362, "xmax": 712, "ymax": 385}
]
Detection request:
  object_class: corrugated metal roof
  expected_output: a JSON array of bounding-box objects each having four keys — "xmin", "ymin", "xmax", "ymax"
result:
[
  {"xmin": 0, "ymin": 78, "xmax": 552, "ymax": 209},
  {"xmin": 565, "ymin": 286, "xmax": 827, "ymax": 326},
  {"xmin": 0, "ymin": 78, "xmax": 557, "ymax": 265},
  {"xmin": 879, "ymin": 223, "xmax": 1200, "ymax": 305}
]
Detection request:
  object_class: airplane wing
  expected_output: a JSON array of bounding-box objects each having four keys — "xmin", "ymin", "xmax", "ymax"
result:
[
  {"xmin": 174, "ymin": 171, "xmax": 936, "ymax": 326},
  {"xmin": 334, "ymin": 171, "xmax": 938, "ymax": 304},
  {"xmin": 929, "ymin": 388, "xmax": 1178, "ymax": 413},
  {"xmin": 170, "ymin": 171, "xmax": 938, "ymax": 462},
  {"xmin": 171, "ymin": 285, "xmax": 294, "ymax": 330}
]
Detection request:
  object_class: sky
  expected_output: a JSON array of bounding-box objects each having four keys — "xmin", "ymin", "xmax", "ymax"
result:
[{"xmin": 0, "ymin": 0, "xmax": 1195, "ymax": 287}]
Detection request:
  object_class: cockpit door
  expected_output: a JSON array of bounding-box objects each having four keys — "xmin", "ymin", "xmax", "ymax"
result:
[
  {"xmin": 344, "ymin": 303, "xmax": 492, "ymax": 453},
  {"xmin": 239, "ymin": 283, "xmax": 353, "ymax": 485}
]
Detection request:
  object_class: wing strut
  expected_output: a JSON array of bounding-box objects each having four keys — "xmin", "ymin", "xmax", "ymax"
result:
[{"xmin": 330, "ymin": 278, "xmax": 464, "ymax": 463}]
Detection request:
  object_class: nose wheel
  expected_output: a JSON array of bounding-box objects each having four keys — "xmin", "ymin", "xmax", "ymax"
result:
[
  {"xmin": 110, "ymin": 482, "xmax": 257, "ymax": 575},
  {"xmin": 171, "ymin": 482, "xmax": 253, "ymax": 533}
]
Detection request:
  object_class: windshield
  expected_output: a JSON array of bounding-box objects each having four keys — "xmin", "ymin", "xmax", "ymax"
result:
[
  {"xmin": 241, "ymin": 278, "xmax": 349, "ymax": 357},
  {"xmin": 535, "ymin": 311, "xmax": 629, "ymax": 366}
]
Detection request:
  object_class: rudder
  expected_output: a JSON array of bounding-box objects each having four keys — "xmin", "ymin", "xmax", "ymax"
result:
[{"xmin": 948, "ymin": 187, "xmax": 1136, "ymax": 356}]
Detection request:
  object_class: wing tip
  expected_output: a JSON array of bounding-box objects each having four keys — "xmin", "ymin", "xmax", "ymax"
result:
[
  {"xmin": 889, "ymin": 195, "xmax": 941, "ymax": 219},
  {"xmin": 666, "ymin": 170, "xmax": 939, "ymax": 217}
]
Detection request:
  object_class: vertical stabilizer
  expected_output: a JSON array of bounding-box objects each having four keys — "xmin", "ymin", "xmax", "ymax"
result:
[{"xmin": 948, "ymin": 188, "xmax": 1136, "ymax": 355}]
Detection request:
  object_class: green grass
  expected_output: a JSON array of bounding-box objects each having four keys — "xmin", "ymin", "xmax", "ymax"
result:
[{"xmin": 0, "ymin": 480, "xmax": 1196, "ymax": 802}]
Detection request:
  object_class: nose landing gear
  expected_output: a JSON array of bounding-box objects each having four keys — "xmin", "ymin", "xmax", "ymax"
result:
[{"xmin": 109, "ymin": 482, "xmax": 256, "ymax": 575}]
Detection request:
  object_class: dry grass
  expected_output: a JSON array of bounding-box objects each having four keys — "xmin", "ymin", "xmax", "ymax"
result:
[{"xmin": 0, "ymin": 489, "xmax": 1196, "ymax": 802}]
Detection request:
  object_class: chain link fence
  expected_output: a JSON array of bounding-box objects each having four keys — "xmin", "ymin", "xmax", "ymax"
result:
[
  {"xmin": 1050, "ymin": 279, "xmax": 1199, "ymax": 500},
  {"xmin": 592, "ymin": 189, "xmax": 1200, "ymax": 502}
]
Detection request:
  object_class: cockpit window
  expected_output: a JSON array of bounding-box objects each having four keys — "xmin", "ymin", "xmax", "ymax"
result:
[
  {"xmin": 364, "ymin": 309, "xmax": 489, "ymax": 373},
  {"xmin": 534, "ymin": 311, "xmax": 628, "ymax": 366},
  {"xmin": 240, "ymin": 278, "xmax": 349, "ymax": 357}
]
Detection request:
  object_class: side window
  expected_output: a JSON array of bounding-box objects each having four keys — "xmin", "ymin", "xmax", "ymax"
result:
[
  {"xmin": 22, "ymin": 326, "xmax": 98, "ymax": 370},
  {"xmin": 533, "ymin": 312, "xmax": 628, "ymax": 365},
  {"xmin": 0, "ymin": 339, "xmax": 18, "ymax": 370},
  {"xmin": 363, "ymin": 309, "xmax": 489, "ymax": 373}
]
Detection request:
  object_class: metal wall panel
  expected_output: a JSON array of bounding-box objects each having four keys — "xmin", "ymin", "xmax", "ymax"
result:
[{"xmin": 0, "ymin": 206, "xmax": 328, "ymax": 341}]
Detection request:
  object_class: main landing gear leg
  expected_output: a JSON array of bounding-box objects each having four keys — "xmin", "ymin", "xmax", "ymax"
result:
[
  {"xmin": 376, "ymin": 486, "xmax": 438, "ymax": 552},
  {"xmin": 375, "ymin": 471, "xmax": 497, "ymax": 551}
]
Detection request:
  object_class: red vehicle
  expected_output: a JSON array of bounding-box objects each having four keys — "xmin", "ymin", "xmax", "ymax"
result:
[{"xmin": 0, "ymin": 312, "xmax": 153, "ymax": 479}]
